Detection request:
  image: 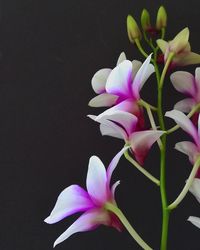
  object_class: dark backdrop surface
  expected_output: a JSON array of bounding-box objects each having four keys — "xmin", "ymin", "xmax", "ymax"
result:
[{"xmin": 0, "ymin": 0, "xmax": 200, "ymax": 249}]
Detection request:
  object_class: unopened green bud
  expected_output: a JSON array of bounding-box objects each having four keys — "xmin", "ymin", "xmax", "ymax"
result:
[
  {"xmin": 141, "ymin": 9, "xmax": 151, "ymax": 31},
  {"xmin": 127, "ymin": 15, "xmax": 142, "ymax": 43},
  {"xmin": 156, "ymin": 6, "xmax": 167, "ymax": 30}
]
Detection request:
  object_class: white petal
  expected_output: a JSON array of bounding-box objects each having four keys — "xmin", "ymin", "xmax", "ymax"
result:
[
  {"xmin": 165, "ymin": 110, "xmax": 199, "ymax": 145},
  {"xmin": 88, "ymin": 113, "xmax": 127, "ymax": 140},
  {"xmin": 91, "ymin": 69, "xmax": 112, "ymax": 94},
  {"xmin": 174, "ymin": 98, "xmax": 195, "ymax": 113},
  {"xmin": 87, "ymin": 114, "xmax": 97, "ymax": 121},
  {"xmin": 132, "ymin": 54, "xmax": 154, "ymax": 99},
  {"xmin": 175, "ymin": 141, "xmax": 199, "ymax": 164},
  {"xmin": 100, "ymin": 122, "xmax": 126, "ymax": 140},
  {"xmin": 131, "ymin": 60, "xmax": 142, "ymax": 77},
  {"xmin": 96, "ymin": 110, "xmax": 138, "ymax": 137},
  {"xmin": 189, "ymin": 178, "xmax": 200, "ymax": 203},
  {"xmin": 170, "ymin": 71, "xmax": 195, "ymax": 96},
  {"xmin": 105, "ymin": 60, "xmax": 133, "ymax": 97},
  {"xmin": 86, "ymin": 156, "xmax": 108, "ymax": 204},
  {"xmin": 88, "ymin": 93, "xmax": 118, "ymax": 107},
  {"xmin": 107, "ymin": 146, "xmax": 129, "ymax": 184},
  {"xmin": 188, "ymin": 216, "xmax": 200, "ymax": 229},
  {"xmin": 44, "ymin": 185, "xmax": 94, "ymax": 224},
  {"xmin": 116, "ymin": 52, "xmax": 127, "ymax": 65},
  {"xmin": 130, "ymin": 130, "xmax": 164, "ymax": 164},
  {"xmin": 53, "ymin": 209, "xmax": 109, "ymax": 247}
]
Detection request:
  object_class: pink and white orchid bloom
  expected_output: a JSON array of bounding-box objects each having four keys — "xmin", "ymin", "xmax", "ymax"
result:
[
  {"xmin": 88, "ymin": 109, "xmax": 164, "ymax": 165},
  {"xmin": 89, "ymin": 54, "xmax": 154, "ymax": 106},
  {"xmin": 44, "ymin": 147, "xmax": 127, "ymax": 247},
  {"xmin": 165, "ymin": 110, "xmax": 200, "ymax": 173},
  {"xmin": 89, "ymin": 54, "xmax": 154, "ymax": 129},
  {"xmin": 188, "ymin": 178, "xmax": 200, "ymax": 229},
  {"xmin": 166, "ymin": 110, "xmax": 200, "ymax": 229},
  {"xmin": 170, "ymin": 68, "xmax": 200, "ymax": 113},
  {"xmin": 89, "ymin": 52, "xmax": 133, "ymax": 108}
]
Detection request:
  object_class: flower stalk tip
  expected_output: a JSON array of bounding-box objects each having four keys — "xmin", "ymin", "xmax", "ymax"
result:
[
  {"xmin": 141, "ymin": 9, "xmax": 151, "ymax": 31},
  {"xmin": 156, "ymin": 6, "xmax": 167, "ymax": 30}
]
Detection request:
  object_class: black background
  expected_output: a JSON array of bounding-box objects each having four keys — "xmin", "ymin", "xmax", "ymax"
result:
[{"xmin": 1, "ymin": 0, "xmax": 200, "ymax": 249}]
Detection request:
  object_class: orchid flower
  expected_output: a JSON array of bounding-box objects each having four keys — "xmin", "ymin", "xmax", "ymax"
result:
[
  {"xmin": 157, "ymin": 27, "xmax": 200, "ymax": 67},
  {"xmin": 44, "ymin": 147, "xmax": 127, "ymax": 247},
  {"xmin": 165, "ymin": 110, "xmax": 200, "ymax": 172},
  {"xmin": 188, "ymin": 178, "xmax": 200, "ymax": 229},
  {"xmin": 89, "ymin": 53, "xmax": 154, "ymax": 108},
  {"xmin": 170, "ymin": 68, "xmax": 200, "ymax": 114},
  {"xmin": 90, "ymin": 54, "xmax": 154, "ymax": 129},
  {"xmin": 89, "ymin": 52, "xmax": 135, "ymax": 107},
  {"xmin": 88, "ymin": 109, "xmax": 164, "ymax": 165}
]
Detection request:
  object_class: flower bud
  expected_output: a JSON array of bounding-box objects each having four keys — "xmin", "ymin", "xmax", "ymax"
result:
[
  {"xmin": 141, "ymin": 9, "xmax": 151, "ymax": 31},
  {"xmin": 156, "ymin": 6, "xmax": 167, "ymax": 30},
  {"xmin": 127, "ymin": 15, "xmax": 142, "ymax": 43}
]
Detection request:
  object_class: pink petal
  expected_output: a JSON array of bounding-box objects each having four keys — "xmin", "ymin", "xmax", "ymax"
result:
[
  {"xmin": 53, "ymin": 209, "xmax": 109, "ymax": 247},
  {"xmin": 107, "ymin": 146, "xmax": 129, "ymax": 184},
  {"xmin": 116, "ymin": 52, "xmax": 127, "ymax": 65},
  {"xmin": 86, "ymin": 156, "xmax": 108, "ymax": 205},
  {"xmin": 105, "ymin": 60, "xmax": 133, "ymax": 98},
  {"xmin": 91, "ymin": 68, "xmax": 112, "ymax": 94},
  {"xmin": 189, "ymin": 178, "xmax": 200, "ymax": 203},
  {"xmin": 130, "ymin": 130, "xmax": 164, "ymax": 165},
  {"xmin": 170, "ymin": 71, "xmax": 195, "ymax": 96},
  {"xmin": 188, "ymin": 216, "xmax": 200, "ymax": 229},
  {"xmin": 132, "ymin": 54, "xmax": 154, "ymax": 99},
  {"xmin": 174, "ymin": 98, "xmax": 196, "ymax": 113},
  {"xmin": 88, "ymin": 93, "xmax": 118, "ymax": 107},
  {"xmin": 44, "ymin": 185, "xmax": 94, "ymax": 224},
  {"xmin": 165, "ymin": 110, "xmax": 199, "ymax": 146},
  {"xmin": 198, "ymin": 114, "xmax": 200, "ymax": 138},
  {"xmin": 175, "ymin": 141, "xmax": 199, "ymax": 164},
  {"xmin": 96, "ymin": 99, "xmax": 136, "ymax": 119}
]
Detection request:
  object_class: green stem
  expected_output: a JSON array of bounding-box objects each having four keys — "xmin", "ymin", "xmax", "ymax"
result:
[
  {"xmin": 124, "ymin": 150, "xmax": 160, "ymax": 186},
  {"xmin": 161, "ymin": 28, "xmax": 166, "ymax": 40},
  {"xmin": 168, "ymin": 157, "xmax": 200, "ymax": 210},
  {"xmin": 139, "ymin": 99, "xmax": 157, "ymax": 111},
  {"xmin": 135, "ymin": 38, "xmax": 149, "ymax": 58},
  {"xmin": 145, "ymin": 103, "xmax": 162, "ymax": 149},
  {"xmin": 105, "ymin": 203, "xmax": 153, "ymax": 250},
  {"xmin": 157, "ymin": 52, "xmax": 174, "ymax": 250},
  {"xmin": 153, "ymin": 48, "xmax": 161, "ymax": 85}
]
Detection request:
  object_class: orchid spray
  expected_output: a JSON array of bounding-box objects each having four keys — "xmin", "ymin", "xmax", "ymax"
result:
[{"xmin": 45, "ymin": 6, "xmax": 200, "ymax": 250}]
